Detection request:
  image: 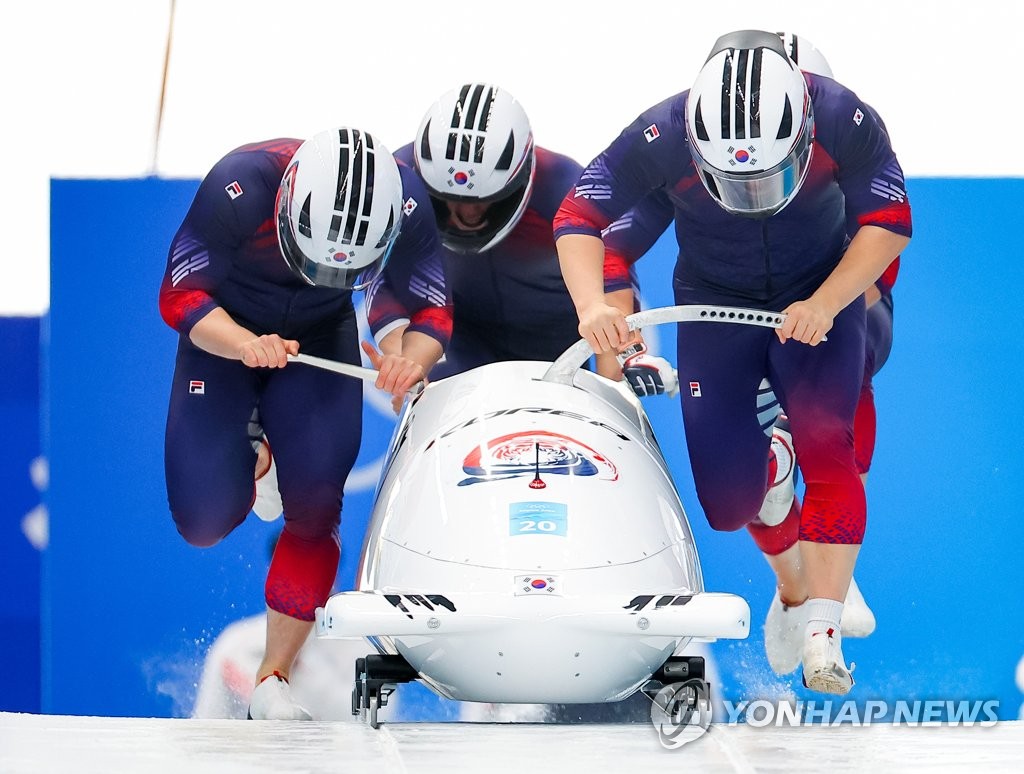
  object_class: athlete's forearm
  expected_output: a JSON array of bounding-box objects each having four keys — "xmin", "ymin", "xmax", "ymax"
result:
[
  {"xmin": 400, "ymin": 330, "xmax": 444, "ymax": 377},
  {"xmin": 377, "ymin": 326, "xmax": 406, "ymax": 357},
  {"xmin": 595, "ymin": 288, "xmax": 638, "ymax": 379},
  {"xmin": 812, "ymin": 226, "xmax": 909, "ymax": 316},
  {"xmin": 557, "ymin": 233, "xmax": 608, "ymax": 315},
  {"xmin": 188, "ymin": 307, "xmax": 257, "ymax": 360}
]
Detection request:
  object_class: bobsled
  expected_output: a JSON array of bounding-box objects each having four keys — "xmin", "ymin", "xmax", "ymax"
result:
[{"xmin": 314, "ymin": 306, "xmax": 783, "ymax": 725}]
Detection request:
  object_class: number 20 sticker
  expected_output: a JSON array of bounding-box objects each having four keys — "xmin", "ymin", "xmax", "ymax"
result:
[{"xmin": 509, "ymin": 501, "xmax": 567, "ymax": 537}]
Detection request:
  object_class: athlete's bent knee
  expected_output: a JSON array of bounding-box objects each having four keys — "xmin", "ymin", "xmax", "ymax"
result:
[
  {"xmin": 699, "ymin": 490, "xmax": 764, "ymax": 533},
  {"xmin": 172, "ymin": 508, "xmax": 246, "ymax": 548}
]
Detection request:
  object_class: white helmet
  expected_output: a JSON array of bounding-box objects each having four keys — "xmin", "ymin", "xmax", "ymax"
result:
[
  {"xmin": 777, "ymin": 32, "xmax": 834, "ymax": 78},
  {"xmin": 686, "ymin": 30, "xmax": 815, "ymax": 218},
  {"xmin": 276, "ymin": 127, "xmax": 403, "ymax": 290},
  {"xmin": 414, "ymin": 83, "xmax": 535, "ymax": 253}
]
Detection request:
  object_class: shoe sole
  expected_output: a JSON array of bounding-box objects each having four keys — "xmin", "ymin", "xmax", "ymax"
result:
[{"xmin": 803, "ymin": 669, "xmax": 853, "ymax": 696}]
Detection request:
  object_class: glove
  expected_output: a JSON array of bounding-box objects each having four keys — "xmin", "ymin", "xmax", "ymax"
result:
[{"xmin": 617, "ymin": 342, "xmax": 679, "ymax": 398}]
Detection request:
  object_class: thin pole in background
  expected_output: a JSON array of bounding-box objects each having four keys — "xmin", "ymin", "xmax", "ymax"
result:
[{"xmin": 150, "ymin": 0, "xmax": 177, "ymax": 174}]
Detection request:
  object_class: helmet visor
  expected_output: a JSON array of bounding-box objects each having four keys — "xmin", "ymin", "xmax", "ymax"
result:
[
  {"xmin": 693, "ymin": 113, "xmax": 814, "ymax": 218},
  {"xmin": 431, "ymin": 182, "xmax": 531, "ymax": 254}
]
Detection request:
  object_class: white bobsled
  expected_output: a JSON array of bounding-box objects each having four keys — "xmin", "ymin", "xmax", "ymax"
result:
[{"xmin": 315, "ymin": 306, "xmax": 782, "ymax": 725}]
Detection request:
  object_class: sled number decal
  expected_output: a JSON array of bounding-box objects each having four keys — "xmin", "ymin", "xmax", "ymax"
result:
[{"xmin": 509, "ymin": 501, "xmax": 567, "ymax": 537}]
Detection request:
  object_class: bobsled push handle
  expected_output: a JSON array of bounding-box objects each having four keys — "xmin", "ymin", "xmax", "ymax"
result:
[
  {"xmin": 287, "ymin": 353, "xmax": 424, "ymax": 395},
  {"xmin": 542, "ymin": 304, "xmax": 787, "ymax": 385}
]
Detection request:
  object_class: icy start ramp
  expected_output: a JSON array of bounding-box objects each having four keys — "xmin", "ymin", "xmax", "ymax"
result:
[{"xmin": 1, "ymin": 712, "xmax": 1023, "ymax": 773}]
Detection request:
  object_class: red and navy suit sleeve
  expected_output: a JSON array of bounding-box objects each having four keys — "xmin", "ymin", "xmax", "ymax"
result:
[
  {"xmin": 553, "ymin": 94, "xmax": 683, "ymax": 242},
  {"xmin": 827, "ymin": 97, "xmax": 904, "ymax": 298},
  {"xmin": 158, "ymin": 143, "xmax": 289, "ymax": 335},
  {"xmin": 552, "ymin": 142, "xmax": 638, "ymax": 240},
  {"xmin": 365, "ymin": 163, "xmax": 452, "ymax": 349},
  {"xmin": 813, "ymin": 79, "xmax": 912, "ymax": 239},
  {"xmin": 534, "ymin": 149, "xmax": 645, "ymax": 298},
  {"xmin": 601, "ymin": 190, "xmax": 675, "ymax": 293}
]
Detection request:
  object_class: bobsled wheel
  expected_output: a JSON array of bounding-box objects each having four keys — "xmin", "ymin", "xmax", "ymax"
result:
[
  {"xmin": 368, "ymin": 693, "xmax": 381, "ymax": 729},
  {"xmin": 642, "ymin": 655, "xmax": 711, "ymax": 714},
  {"xmin": 352, "ymin": 657, "xmax": 367, "ymax": 717},
  {"xmin": 357, "ymin": 654, "xmax": 419, "ymax": 728},
  {"xmin": 671, "ymin": 683, "xmax": 698, "ymax": 713}
]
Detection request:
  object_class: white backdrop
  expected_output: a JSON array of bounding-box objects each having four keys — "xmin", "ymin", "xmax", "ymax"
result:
[{"xmin": 3, "ymin": 0, "xmax": 1021, "ymax": 315}]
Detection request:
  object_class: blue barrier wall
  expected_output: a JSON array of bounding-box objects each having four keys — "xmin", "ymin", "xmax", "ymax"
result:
[
  {"xmin": 42, "ymin": 177, "xmax": 1023, "ymax": 718},
  {"xmin": 0, "ymin": 317, "xmax": 42, "ymax": 713}
]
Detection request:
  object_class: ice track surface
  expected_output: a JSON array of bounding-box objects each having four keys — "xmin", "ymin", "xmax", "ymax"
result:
[{"xmin": 2, "ymin": 713, "xmax": 1023, "ymax": 773}]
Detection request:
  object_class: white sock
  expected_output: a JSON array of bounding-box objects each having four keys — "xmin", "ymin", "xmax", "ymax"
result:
[{"xmin": 803, "ymin": 598, "xmax": 844, "ymax": 638}]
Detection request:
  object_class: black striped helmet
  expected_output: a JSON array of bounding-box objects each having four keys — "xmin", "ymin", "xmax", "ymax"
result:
[
  {"xmin": 414, "ymin": 83, "xmax": 535, "ymax": 253},
  {"xmin": 276, "ymin": 128, "xmax": 403, "ymax": 290},
  {"xmin": 777, "ymin": 32, "xmax": 834, "ymax": 78},
  {"xmin": 686, "ymin": 30, "xmax": 814, "ymax": 218}
]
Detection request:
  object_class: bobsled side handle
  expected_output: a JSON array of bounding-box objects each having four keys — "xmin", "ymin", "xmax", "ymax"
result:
[
  {"xmin": 289, "ymin": 353, "xmax": 424, "ymax": 395},
  {"xmin": 542, "ymin": 305, "xmax": 788, "ymax": 385}
]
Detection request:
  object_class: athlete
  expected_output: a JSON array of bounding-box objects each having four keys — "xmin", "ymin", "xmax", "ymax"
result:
[
  {"xmin": 370, "ymin": 82, "xmax": 653, "ymax": 384},
  {"xmin": 554, "ymin": 30, "xmax": 912, "ymax": 694},
  {"xmin": 159, "ymin": 128, "xmax": 451, "ymax": 720},
  {"xmin": 753, "ymin": 33, "xmax": 899, "ymax": 676}
]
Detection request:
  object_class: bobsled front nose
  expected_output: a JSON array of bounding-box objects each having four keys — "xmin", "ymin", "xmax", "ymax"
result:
[{"xmin": 316, "ymin": 590, "xmax": 749, "ymax": 703}]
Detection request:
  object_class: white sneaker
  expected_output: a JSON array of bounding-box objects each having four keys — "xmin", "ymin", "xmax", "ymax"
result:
[
  {"xmin": 763, "ymin": 590, "xmax": 807, "ymax": 675},
  {"xmin": 252, "ymin": 438, "xmax": 283, "ymax": 522},
  {"xmin": 758, "ymin": 426, "xmax": 796, "ymax": 526},
  {"xmin": 802, "ymin": 627, "xmax": 854, "ymax": 695},
  {"xmin": 841, "ymin": 577, "xmax": 876, "ymax": 638},
  {"xmin": 247, "ymin": 673, "xmax": 312, "ymax": 720}
]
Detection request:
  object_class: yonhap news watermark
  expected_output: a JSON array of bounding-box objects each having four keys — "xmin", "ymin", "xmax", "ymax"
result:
[
  {"xmin": 719, "ymin": 697, "xmax": 1000, "ymax": 727},
  {"xmin": 650, "ymin": 680, "xmax": 1000, "ymax": 749}
]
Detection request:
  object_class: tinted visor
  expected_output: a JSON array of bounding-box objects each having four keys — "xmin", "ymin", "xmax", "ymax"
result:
[
  {"xmin": 695, "ymin": 113, "xmax": 814, "ymax": 218},
  {"xmin": 430, "ymin": 181, "xmax": 529, "ymax": 254},
  {"xmin": 278, "ymin": 215, "xmax": 394, "ymax": 290},
  {"xmin": 426, "ymin": 149, "xmax": 534, "ymax": 254}
]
